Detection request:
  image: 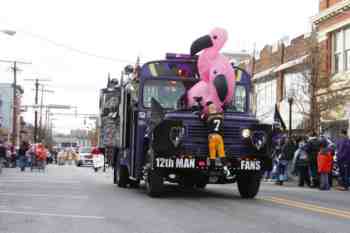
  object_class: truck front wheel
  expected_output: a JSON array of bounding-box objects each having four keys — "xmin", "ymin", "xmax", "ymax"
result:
[
  {"xmin": 146, "ymin": 170, "xmax": 164, "ymax": 197},
  {"xmin": 116, "ymin": 165, "xmax": 129, "ymax": 188},
  {"xmin": 237, "ymin": 171, "xmax": 262, "ymax": 199}
]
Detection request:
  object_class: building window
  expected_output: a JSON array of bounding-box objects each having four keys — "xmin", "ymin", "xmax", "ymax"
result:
[
  {"xmin": 284, "ymin": 71, "xmax": 310, "ymax": 129},
  {"xmin": 333, "ymin": 27, "xmax": 350, "ymax": 73},
  {"xmin": 345, "ymin": 27, "xmax": 350, "ymax": 70},
  {"xmin": 255, "ymin": 76, "xmax": 276, "ymax": 121}
]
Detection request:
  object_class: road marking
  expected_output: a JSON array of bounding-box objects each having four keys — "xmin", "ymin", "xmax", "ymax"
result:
[
  {"xmin": 0, "ymin": 180, "xmax": 81, "ymax": 184},
  {"xmin": 0, "ymin": 192, "xmax": 89, "ymax": 199},
  {"xmin": 261, "ymin": 196, "xmax": 350, "ymax": 220},
  {"xmin": 0, "ymin": 210, "xmax": 105, "ymax": 220}
]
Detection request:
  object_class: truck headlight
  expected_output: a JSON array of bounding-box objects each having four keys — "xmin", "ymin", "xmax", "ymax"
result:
[{"xmin": 242, "ymin": 129, "xmax": 251, "ymax": 138}]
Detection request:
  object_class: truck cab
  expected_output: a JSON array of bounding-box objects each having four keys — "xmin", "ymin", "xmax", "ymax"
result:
[{"xmin": 114, "ymin": 54, "xmax": 272, "ymax": 198}]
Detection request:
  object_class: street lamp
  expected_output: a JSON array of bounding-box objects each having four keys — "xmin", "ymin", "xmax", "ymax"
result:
[{"xmin": 287, "ymin": 90, "xmax": 295, "ymax": 138}]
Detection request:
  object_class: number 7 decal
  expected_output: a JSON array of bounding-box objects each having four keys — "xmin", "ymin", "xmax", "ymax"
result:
[{"xmin": 213, "ymin": 119, "xmax": 221, "ymax": 131}]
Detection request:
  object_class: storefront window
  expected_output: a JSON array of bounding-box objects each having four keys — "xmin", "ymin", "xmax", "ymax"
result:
[{"xmin": 255, "ymin": 76, "xmax": 276, "ymax": 121}]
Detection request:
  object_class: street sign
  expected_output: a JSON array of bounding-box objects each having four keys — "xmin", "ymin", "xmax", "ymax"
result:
[{"xmin": 47, "ymin": 104, "xmax": 71, "ymax": 109}]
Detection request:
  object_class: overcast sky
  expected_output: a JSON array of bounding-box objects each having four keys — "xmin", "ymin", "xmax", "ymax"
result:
[{"xmin": 0, "ymin": 0, "xmax": 319, "ymax": 133}]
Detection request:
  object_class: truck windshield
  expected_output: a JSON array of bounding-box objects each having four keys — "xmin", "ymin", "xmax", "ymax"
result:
[
  {"xmin": 143, "ymin": 79, "xmax": 195, "ymax": 109},
  {"xmin": 143, "ymin": 79, "xmax": 247, "ymax": 112},
  {"xmin": 226, "ymin": 85, "xmax": 247, "ymax": 113}
]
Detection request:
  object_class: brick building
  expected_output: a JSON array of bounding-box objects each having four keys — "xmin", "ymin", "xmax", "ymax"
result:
[
  {"xmin": 251, "ymin": 35, "xmax": 309, "ymax": 130},
  {"xmin": 312, "ymin": 0, "xmax": 350, "ymax": 136},
  {"xmin": 249, "ymin": 0, "xmax": 350, "ymax": 136}
]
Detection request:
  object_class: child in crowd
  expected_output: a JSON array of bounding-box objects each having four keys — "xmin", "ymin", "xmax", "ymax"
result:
[{"xmin": 317, "ymin": 141, "xmax": 333, "ymax": 190}]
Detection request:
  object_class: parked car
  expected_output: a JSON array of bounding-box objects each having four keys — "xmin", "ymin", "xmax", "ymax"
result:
[{"xmin": 76, "ymin": 147, "xmax": 93, "ymax": 166}]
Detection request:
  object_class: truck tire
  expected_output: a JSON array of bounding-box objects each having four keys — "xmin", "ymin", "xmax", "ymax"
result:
[
  {"xmin": 237, "ymin": 171, "xmax": 261, "ymax": 199},
  {"xmin": 146, "ymin": 169, "xmax": 164, "ymax": 197},
  {"xmin": 195, "ymin": 176, "xmax": 209, "ymax": 189},
  {"xmin": 113, "ymin": 166, "xmax": 117, "ymax": 184},
  {"xmin": 129, "ymin": 180, "xmax": 140, "ymax": 189},
  {"xmin": 116, "ymin": 165, "xmax": 129, "ymax": 188},
  {"xmin": 196, "ymin": 181, "xmax": 208, "ymax": 189}
]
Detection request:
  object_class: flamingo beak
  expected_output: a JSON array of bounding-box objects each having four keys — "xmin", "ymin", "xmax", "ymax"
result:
[
  {"xmin": 214, "ymin": 74, "xmax": 228, "ymax": 102},
  {"xmin": 190, "ymin": 35, "xmax": 213, "ymax": 56}
]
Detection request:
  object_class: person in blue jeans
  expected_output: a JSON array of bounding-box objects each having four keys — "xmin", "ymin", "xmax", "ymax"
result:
[
  {"xmin": 18, "ymin": 142, "xmax": 29, "ymax": 172},
  {"xmin": 275, "ymin": 137, "xmax": 289, "ymax": 185}
]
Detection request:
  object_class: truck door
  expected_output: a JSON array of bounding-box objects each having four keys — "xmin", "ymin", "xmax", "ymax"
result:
[
  {"xmin": 130, "ymin": 108, "xmax": 138, "ymax": 177},
  {"xmin": 119, "ymin": 87, "xmax": 131, "ymax": 167}
]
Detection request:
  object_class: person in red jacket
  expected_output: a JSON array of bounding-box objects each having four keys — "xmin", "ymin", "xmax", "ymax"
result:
[
  {"xmin": 91, "ymin": 147, "xmax": 101, "ymax": 157},
  {"xmin": 317, "ymin": 141, "xmax": 333, "ymax": 190}
]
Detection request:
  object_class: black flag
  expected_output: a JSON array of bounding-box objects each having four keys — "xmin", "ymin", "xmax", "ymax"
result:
[{"xmin": 273, "ymin": 104, "xmax": 286, "ymax": 131}]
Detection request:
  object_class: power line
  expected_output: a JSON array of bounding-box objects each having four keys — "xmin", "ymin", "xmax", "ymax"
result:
[{"xmin": 17, "ymin": 29, "xmax": 136, "ymax": 64}]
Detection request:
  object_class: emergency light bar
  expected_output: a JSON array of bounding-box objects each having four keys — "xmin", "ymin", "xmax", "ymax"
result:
[{"xmin": 166, "ymin": 53, "xmax": 197, "ymax": 60}]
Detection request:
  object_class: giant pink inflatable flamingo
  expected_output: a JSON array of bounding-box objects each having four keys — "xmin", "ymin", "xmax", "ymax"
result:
[{"xmin": 187, "ymin": 28, "xmax": 235, "ymax": 113}]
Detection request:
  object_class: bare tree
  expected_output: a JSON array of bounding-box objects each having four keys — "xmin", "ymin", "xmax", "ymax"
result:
[{"xmin": 292, "ymin": 31, "xmax": 350, "ymax": 134}]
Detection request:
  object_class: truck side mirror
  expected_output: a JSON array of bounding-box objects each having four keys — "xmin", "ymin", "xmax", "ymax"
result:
[{"xmin": 124, "ymin": 65, "xmax": 134, "ymax": 75}]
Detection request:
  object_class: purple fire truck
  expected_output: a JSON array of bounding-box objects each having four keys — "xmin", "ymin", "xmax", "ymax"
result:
[{"xmin": 113, "ymin": 53, "xmax": 272, "ymax": 198}]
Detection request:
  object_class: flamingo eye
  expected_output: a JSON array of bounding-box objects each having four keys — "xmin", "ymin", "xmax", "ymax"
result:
[
  {"xmin": 213, "ymin": 70, "xmax": 217, "ymax": 75},
  {"xmin": 213, "ymin": 35, "xmax": 218, "ymax": 40}
]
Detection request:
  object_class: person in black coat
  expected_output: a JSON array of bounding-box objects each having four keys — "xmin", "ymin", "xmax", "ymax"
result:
[
  {"xmin": 305, "ymin": 132, "xmax": 321, "ymax": 188},
  {"xmin": 292, "ymin": 141, "xmax": 311, "ymax": 187}
]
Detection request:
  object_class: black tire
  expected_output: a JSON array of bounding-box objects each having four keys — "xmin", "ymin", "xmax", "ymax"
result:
[
  {"xmin": 237, "ymin": 171, "xmax": 262, "ymax": 199},
  {"xmin": 94, "ymin": 167, "xmax": 98, "ymax": 172},
  {"xmin": 116, "ymin": 165, "xmax": 129, "ymax": 188},
  {"xmin": 146, "ymin": 169, "xmax": 164, "ymax": 197},
  {"xmin": 181, "ymin": 178, "xmax": 195, "ymax": 189},
  {"xmin": 195, "ymin": 176, "xmax": 209, "ymax": 189},
  {"xmin": 129, "ymin": 180, "xmax": 140, "ymax": 189},
  {"xmin": 196, "ymin": 181, "xmax": 208, "ymax": 189},
  {"xmin": 113, "ymin": 166, "xmax": 117, "ymax": 184}
]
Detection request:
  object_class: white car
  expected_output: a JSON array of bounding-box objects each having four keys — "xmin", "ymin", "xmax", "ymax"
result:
[{"xmin": 76, "ymin": 147, "xmax": 93, "ymax": 166}]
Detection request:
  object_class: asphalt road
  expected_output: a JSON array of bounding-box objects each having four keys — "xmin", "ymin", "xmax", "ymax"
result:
[{"xmin": 0, "ymin": 165, "xmax": 349, "ymax": 233}]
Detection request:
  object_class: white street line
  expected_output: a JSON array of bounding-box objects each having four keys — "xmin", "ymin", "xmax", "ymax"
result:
[
  {"xmin": 0, "ymin": 210, "xmax": 105, "ymax": 220},
  {"xmin": 0, "ymin": 192, "xmax": 89, "ymax": 199},
  {"xmin": 0, "ymin": 180, "xmax": 81, "ymax": 184}
]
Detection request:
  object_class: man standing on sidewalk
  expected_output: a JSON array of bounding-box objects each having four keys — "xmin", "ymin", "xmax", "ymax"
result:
[
  {"xmin": 336, "ymin": 130, "xmax": 350, "ymax": 191},
  {"xmin": 306, "ymin": 132, "xmax": 321, "ymax": 188}
]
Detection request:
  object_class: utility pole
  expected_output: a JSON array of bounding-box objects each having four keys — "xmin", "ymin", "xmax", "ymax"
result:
[
  {"xmin": 34, "ymin": 79, "xmax": 39, "ymax": 143},
  {"xmin": 24, "ymin": 78, "xmax": 51, "ymax": 143},
  {"xmin": 38, "ymin": 85, "xmax": 54, "ymax": 142},
  {"xmin": 22, "ymin": 104, "xmax": 71, "ymax": 145},
  {"xmin": 11, "ymin": 61, "xmax": 17, "ymax": 147}
]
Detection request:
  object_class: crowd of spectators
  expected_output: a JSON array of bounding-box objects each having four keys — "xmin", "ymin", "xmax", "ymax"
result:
[{"xmin": 264, "ymin": 130, "xmax": 350, "ymax": 191}]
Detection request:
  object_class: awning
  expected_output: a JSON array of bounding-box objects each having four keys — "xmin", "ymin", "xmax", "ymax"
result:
[
  {"xmin": 252, "ymin": 66, "xmax": 276, "ymax": 80},
  {"xmin": 274, "ymin": 55, "xmax": 308, "ymax": 72}
]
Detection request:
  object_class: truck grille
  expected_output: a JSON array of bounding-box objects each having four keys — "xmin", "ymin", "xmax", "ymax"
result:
[{"xmin": 187, "ymin": 124, "xmax": 241, "ymax": 143}]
